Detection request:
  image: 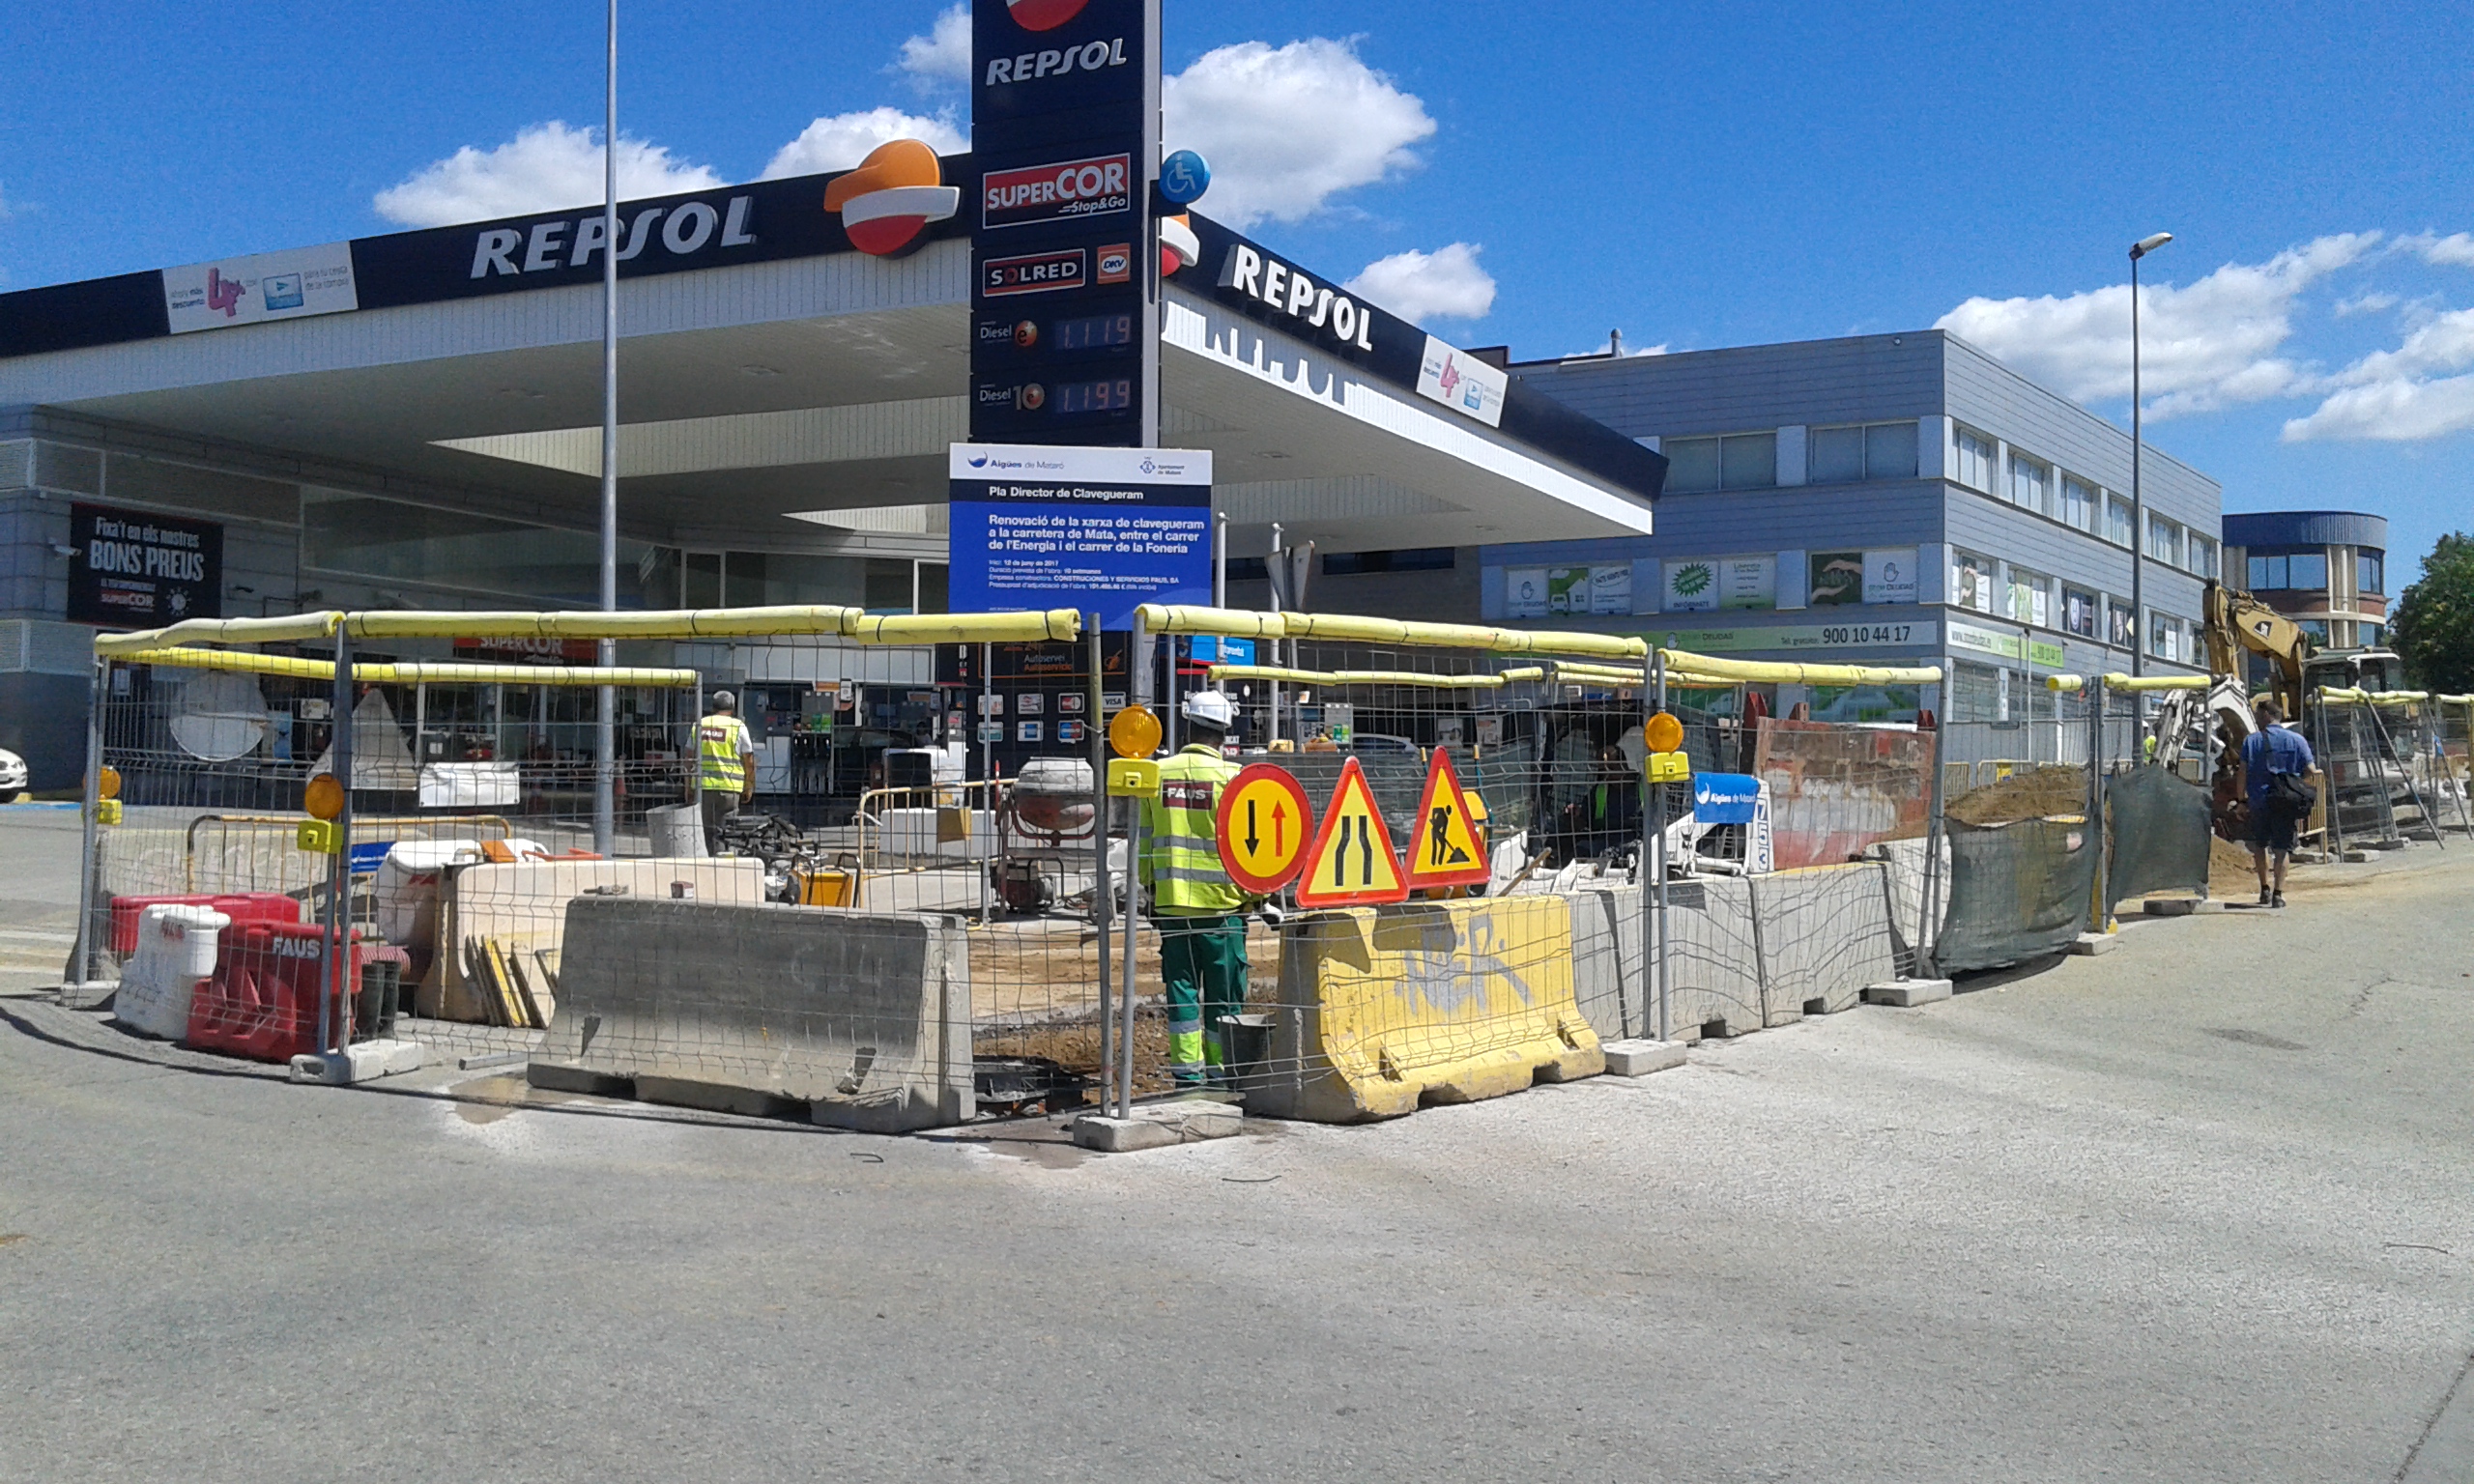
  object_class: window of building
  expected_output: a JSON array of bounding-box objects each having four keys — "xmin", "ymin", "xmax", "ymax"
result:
[
  {"xmin": 1950, "ymin": 661, "xmax": 2007, "ymax": 724},
  {"xmin": 1807, "ymin": 421, "xmax": 1919, "ymax": 483},
  {"xmin": 2296, "ymin": 618, "xmax": 2330, "ymax": 644},
  {"xmin": 1224, "ymin": 555, "xmax": 1270, "ymax": 582},
  {"xmin": 2063, "ymin": 586, "xmax": 2099, "ymax": 638},
  {"xmin": 2289, "ymin": 552, "xmax": 2328, "ymax": 588},
  {"xmin": 1953, "ymin": 426, "xmax": 1997, "ymax": 493},
  {"xmin": 2147, "ymin": 613, "xmax": 2181, "ymax": 663},
  {"xmin": 1950, "ymin": 550, "xmax": 1996, "ymax": 614},
  {"xmin": 303, "ymin": 491, "xmax": 667, "ymax": 606},
  {"xmin": 722, "ymin": 552, "xmax": 923, "ymax": 613},
  {"xmin": 2108, "ymin": 600, "xmax": 2136, "ymax": 649},
  {"xmin": 914, "ymin": 561, "xmax": 950, "ymax": 614},
  {"xmin": 2359, "ymin": 548, "xmax": 2385, "ymax": 595},
  {"xmin": 2009, "ymin": 453, "xmax": 2052, "ymax": 517},
  {"xmin": 2061, "ymin": 475, "xmax": 2097, "ymax": 531},
  {"xmin": 2362, "ymin": 621, "xmax": 2386, "ymax": 645},
  {"xmin": 1663, "ymin": 437, "xmax": 1720, "ymax": 492},
  {"xmin": 2145, "ymin": 514, "xmax": 2181, "ymax": 565},
  {"xmin": 2009, "ymin": 567, "xmax": 2052, "ymax": 628},
  {"xmin": 1322, "ymin": 548, "xmax": 1455, "ymax": 576},
  {"xmin": 2187, "ymin": 533, "xmax": 2219, "ymax": 580},
  {"xmin": 2105, "ymin": 494, "xmax": 2135, "ymax": 547}
]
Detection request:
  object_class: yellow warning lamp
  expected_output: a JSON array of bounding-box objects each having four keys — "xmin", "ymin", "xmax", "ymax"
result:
[
  {"xmin": 304, "ymin": 773, "xmax": 346, "ymax": 821},
  {"xmin": 97, "ymin": 765, "xmax": 122, "ymax": 801},
  {"xmin": 1646, "ymin": 752, "xmax": 1692, "ymax": 783},
  {"xmin": 1644, "ymin": 710, "xmax": 1684, "ymax": 755},
  {"xmin": 1108, "ymin": 702, "xmax": 1162, "ymax": 759},
  {"xmin": 1106, "ymin": 757, "xmax": 1161, "ymax": 797}
]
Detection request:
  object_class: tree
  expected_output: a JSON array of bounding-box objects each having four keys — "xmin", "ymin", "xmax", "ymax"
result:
[{"xmin": 2391, "ymin": 532, "xmax": 2474, "ymax": 695}]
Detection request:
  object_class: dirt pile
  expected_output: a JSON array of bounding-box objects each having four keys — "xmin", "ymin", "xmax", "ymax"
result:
[{"xmin": 1947, "ymin": 766, "xmax": 2091, "ymax": 827}]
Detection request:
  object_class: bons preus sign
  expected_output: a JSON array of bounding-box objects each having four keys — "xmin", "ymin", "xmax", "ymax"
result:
[
  {"xmin": 968, "ymin": 0, "xmax": 1157, "ymax": 447},
  {"xmin": 68, "ymin": 502, "xmax": 222, "ymax": 626}
]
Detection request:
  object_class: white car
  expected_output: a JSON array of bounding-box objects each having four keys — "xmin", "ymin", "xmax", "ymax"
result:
[{"xmin": 0, "ymin": 748, "xmax": 26, "ymax": 795}]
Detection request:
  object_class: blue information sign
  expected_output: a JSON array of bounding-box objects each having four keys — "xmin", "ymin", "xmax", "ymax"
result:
[
  {"xmin": 948, "ymin": 442, "xmax": 1213, "ymax": 630},
  {"xmin": 1692, "ymin": 772, "xmax": 1762, "ymax": 824},
  {"xmin": 1158, "ymin": 150, "xmax": 1211, "ymax": 206}
]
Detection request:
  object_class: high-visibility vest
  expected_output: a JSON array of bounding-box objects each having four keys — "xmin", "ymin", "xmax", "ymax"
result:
[
  {"xmin": 697, "ymin": 714, "xmax": 754, "ymax": 791},
  {"xmin": 1140, "ymin": 744, "xmax": 1246, "ymax": 915}
]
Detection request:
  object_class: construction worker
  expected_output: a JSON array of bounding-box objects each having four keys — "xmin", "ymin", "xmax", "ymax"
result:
[
  {"xmin": 1139, "ymin": 691, "xmax": 1254, "ymax": 1088},
  {"xmin": 697, "ymin": 690, "xmax": 758, "ymax": 850}
]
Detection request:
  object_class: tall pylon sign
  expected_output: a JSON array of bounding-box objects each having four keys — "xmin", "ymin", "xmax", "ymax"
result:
[{"xmin": 968, "ymin": 0, "xmax": 1162, "ymax": 449}]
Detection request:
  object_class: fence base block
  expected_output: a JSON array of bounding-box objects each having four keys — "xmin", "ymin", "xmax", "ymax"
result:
[
  {"xmin": 1071, "ymin": 1100, "xmax": 1243, "ymax": 1152},
  {"xmin": 60, "ymin": 981, "xmax": 116, "ymax": 1011},
  {"xmin": 2142, "ymin": 898, "xmax": 2225, "ymax": 916},
  {"xmin": 1601, "ymin": 1039, "xmax": 1688, "ymax": 1076},
  {"xmin": 2067, "ymin": 932, "xmax": 2119, "ymax": 956},
  {"xmin": 288, "ymin": 1039, "xmax": 425, "ymax": 1085},
  {"xmin": 1864, "ymin": 978, "xmax": 1953, "ymax": 1008}
]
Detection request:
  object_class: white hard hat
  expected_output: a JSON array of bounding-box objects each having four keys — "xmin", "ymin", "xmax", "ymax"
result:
[{"xmin": 1182, "ymin": 690, "xmax": 1236, "ymax": 729}]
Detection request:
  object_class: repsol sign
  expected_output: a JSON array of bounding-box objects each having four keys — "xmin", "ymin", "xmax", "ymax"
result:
[
  {"xmin": 1213, "ymin": 243, "xmax": 1377, "ymax": 353},
  {"xmin": 469, "ymin": 196, "xmax": 758, "ymax": 278}
]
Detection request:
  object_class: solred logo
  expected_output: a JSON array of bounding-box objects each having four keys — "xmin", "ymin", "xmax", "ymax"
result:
[{"xmin": 1007, "ymin": 0, "xmax": 1089, "ymax": 32}]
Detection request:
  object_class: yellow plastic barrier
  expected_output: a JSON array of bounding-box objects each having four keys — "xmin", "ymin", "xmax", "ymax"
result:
[
  {"xmin": 1656, "ymin": 650, "xmax": 1943, "ymax": 686},
  {"xmin": 100, "ymin": 604, "xmax": 1080, "ymax": 656},
  {"xmin": 1136, "ymin": 603, "xmax": 1647, "ymax": 660},
  {"xmin": 2102, "ymin": 672, "xmax": 2210, "ymax": 692},
  {"xmin": 94, "ymin": 612, "xmax": 345, "ymax": 657},
  {"xmin": 1250, "ymin": 896, "xmax": 1603, "ymax": 1122},
  {"xmin": 116, "ymin": 647, "xmax": 702, "ymax": 687}
]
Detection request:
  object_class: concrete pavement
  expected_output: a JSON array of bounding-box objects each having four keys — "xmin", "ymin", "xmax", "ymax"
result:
[{"xmin": 4, "ymin": 813, "xmax": 2472, "ymax": 1481}]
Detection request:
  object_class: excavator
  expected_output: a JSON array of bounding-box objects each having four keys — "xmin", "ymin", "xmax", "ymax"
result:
[{"xmin": 2149, "ymin": 581, "xmax": 2404, "ymax": 837}]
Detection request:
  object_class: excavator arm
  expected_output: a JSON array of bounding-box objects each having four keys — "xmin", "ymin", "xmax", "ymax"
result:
[{"xmin": 2201, "ymin": 580, "xmax": 2310, "ymax": 718}]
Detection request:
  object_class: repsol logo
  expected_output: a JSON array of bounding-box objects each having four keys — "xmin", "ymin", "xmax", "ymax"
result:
[
  {"xmin": 985, "ymin": 37, "xmax": 1129, "ymax": 85},
  {"xmin": 470, "ymin": 196, "xmax": 758, "ymax": 279},
  {"xmin": 1215, "ymin": 243, "xmax": 1376, "ymax": 353}
]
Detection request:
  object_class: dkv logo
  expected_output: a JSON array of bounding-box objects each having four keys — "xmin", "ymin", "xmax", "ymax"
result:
[{"xmin": 1007, "ymin": 0, "xmax": 1088, "ymax": 31}]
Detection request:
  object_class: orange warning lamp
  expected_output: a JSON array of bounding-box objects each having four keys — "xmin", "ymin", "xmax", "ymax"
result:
[
  {"xmin": 1644, "ymin": 710, "xmax": 1684, "ymax": 755},
  {"xmin": 97, "ymin": 765, "xmax": 122, "ymax": 801},
  {"xmin": 304, "ymin": 773, "xmax": 346, "ymax": 821},
  {"xmin": 1108, "ymin": 703, "xmax": 1162, "ymax": 758}
]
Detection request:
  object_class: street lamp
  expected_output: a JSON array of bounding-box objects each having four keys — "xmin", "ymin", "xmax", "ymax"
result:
[{"xmin": 2127, "ymin": 231, "xmax": 2171, "ymax": 677}]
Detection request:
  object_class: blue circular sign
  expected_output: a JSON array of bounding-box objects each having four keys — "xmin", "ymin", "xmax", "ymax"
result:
[{"xmin": 1159, "ymin": 150, "xmax": 1211, "ymax": 206}]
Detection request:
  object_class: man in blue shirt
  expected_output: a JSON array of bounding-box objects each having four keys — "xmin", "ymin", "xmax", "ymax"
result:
[{"xmin": 2239, "ymin": 699, "xmax": 2316, "ymax": 908}]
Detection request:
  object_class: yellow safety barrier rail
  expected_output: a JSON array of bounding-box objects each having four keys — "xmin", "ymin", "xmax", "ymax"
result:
[
  {"xmin": 1136, "ymin": 604, "xmax": 1647, "ymax": 660},
  {"xmin": 96, "ymin": 605, "xmax": 1082, "ymax": 657},
  {"xmin": 1652, "ymin": 651, "xmax": 1943, "ymax": 687},
  {"xmin": 2101, "ymin": 672, "xmax": 2211, "ymax": 692},
  {"xmin": 1203, "ymin": 664, "xmax": 1543, "ymax": 691},
  {"xmin": 116, "ymin": 647, "xmax": 703, "ymax": 687}
]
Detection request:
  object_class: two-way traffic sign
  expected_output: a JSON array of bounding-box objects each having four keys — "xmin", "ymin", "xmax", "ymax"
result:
[{"xmin": 1216, "ymin": 763, "xmax": 1314, "ymax": 894}]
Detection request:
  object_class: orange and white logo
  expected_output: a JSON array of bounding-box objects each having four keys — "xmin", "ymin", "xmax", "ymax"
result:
[
  {"xmin": 823, "ymin": 139, "xmax": 962, "ymax": 258},
  {"xmin": 1007, "ymin": 0, "xmax": 1088, "ymax": 31},
  {"xmin": 1158, "ymin": 214, "xmax": 1199, "ymax": 277}
]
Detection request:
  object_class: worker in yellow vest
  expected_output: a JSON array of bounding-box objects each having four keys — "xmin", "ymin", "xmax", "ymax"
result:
[
  {"xmin": 697, "ymin": 690, "xmax": 757, "ymax": 851},
  {"xmin": 1138, "ymin": 691, "xmax": 1253, "ymax": 1088}
]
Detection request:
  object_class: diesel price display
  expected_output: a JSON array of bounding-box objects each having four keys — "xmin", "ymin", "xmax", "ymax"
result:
[{"xmin": 986, "ymin": 311, "xmax": 1135, "ymax": 353}]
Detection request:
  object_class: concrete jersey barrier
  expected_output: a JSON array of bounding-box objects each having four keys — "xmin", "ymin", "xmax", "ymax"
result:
[
  {"xmin": 1249, "ymin": 895, "xmax": 1602, "ymax": 1123},
  {"xmin": 1748, "ymin": 863, "xmax": 1898, "ymax": 1022},
  {"xmin": 530, "ymin": 899, "xmax": 974, "ymax": 1131}
]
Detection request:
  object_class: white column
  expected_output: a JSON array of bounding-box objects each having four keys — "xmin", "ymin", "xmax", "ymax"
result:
[
  {"xmin": 1777, "ymin": 550, "xmax": 1807, "ymax": 610},
  {"xmin": 1774, "ymin": 426, "xmax": 1807, "ymax": 487},
  {"xmin": 1916, "ymin": 416, "xmax": 1949, "ymax": 479}
]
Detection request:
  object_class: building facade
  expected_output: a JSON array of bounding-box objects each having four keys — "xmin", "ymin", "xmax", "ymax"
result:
[
  {"xmin": 1483, "ymin": 330, "xmax": 2221, "ymax": 725},
  {"xmin": 2221, "ymin": 510, "xmax": 2389, "ymax": 651}
]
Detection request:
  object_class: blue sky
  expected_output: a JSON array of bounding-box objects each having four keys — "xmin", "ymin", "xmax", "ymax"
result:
[{"xmin": 3, "ymin": 1, "xmax": 2469, "ymax": 574}]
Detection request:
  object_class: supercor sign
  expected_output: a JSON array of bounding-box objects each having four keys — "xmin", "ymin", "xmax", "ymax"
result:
[{"xmin": 982, "ymin": 154, "xmax": 1133, "ymax": 229}]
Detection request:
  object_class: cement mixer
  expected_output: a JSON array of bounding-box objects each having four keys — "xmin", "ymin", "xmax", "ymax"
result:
[{"xmin": 993, "ymin": 756, "xmax": 1096, "ymax": 914}]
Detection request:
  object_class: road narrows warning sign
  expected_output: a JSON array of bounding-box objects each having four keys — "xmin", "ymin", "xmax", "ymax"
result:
[
  {"xmin": 1295, "ymin": 756, "xmax": 1409, "ymax": 907},
  {"xmin": 1216, "ymin": 763, "xmax": 1314, "ymax": 894},
  {"xmin": 1404, "ymin": 747, "xmax": 1491, "ymax": 890}
]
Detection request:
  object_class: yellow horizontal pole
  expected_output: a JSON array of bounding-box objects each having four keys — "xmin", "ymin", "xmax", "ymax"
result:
[
  {"xmin": 95, "ymin": 612, "xmax": 345, "ymax": 657},
  {"xmin": 2102, "ymin": 672, "xmax": 2211, "ymax": 692},
  {"xmin": 118, "ymin": 647, "xmax": 701, "ymax": 687},
  {"xmin": 2046, "ymin": 672, "xmax": 2086, "ymax": 692},
  {"xmin": 849, "ymin": 610, "xmax": 1080, "ymax": 644},
  {"xmin": 1205, "ymin": 664, "xmax": 1516, "ymax": 691},
  {"xmin": 1658, "ymin": 649, "xmax": 1942, "ymax": 686},
  {"xmin": 348, "ymin": 605, "xmax": 865, "ymax": 641},
  {"xmin": 1137, "ymin": 605, "xmax": 1290, "ymax": 640}
]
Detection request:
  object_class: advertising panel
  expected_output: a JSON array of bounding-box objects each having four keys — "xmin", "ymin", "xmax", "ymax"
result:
[
  {"xmin": 1807, "ymin": 551, "xmax": 1865, "ymax": 606},
  {"xmin": 68, "ymin": 502, "xmax": 223, "ymax": 625},
  {"xmin": 1862, "ymin": 548, "xmax": 1918, "ymax": 605},
  {"xmin": 1647, "ymin": 619, "xmax": 1936, "ymax": 655},
  {"xmin": 1719, "ymin": 556, "xmax": 1776, "ymax": 611},
  {"xmin": 1588, "ymin": 564, "xmax": 1631, "ymax": 615},
  {"xmin": 1505, "ymin": 567, "xmax": 1549, "ymax": 619},
  {"xmin": 947, "ymin": 442, "xmax": 1209, "ymax": 629},
  {"xmin": 1415, "ymin": 335, "xmax": 1508, "ymax": 428},
  {"xmin": 968, "ymin": 0, "xmax": 1156, "ymax": 446},
  {"xmin": 1662, "ymin": 558, "xmax": 1718, "ymax": 613},
  {"xmin": 162, "ymin": 243, "xmax": 357, "ymax": 333}
]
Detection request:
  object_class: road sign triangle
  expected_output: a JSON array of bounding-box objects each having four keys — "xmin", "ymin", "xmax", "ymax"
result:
[
  {"xmin": 1404, "ymin": 747, "xmax": 1491, "ymax": 890},
  {"xmin": 1294, "ymin": 756, "xmax": 1409, "ymax": 907}
]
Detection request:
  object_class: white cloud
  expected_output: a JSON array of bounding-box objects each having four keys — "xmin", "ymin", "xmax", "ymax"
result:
[
  {"xmin": 762, "ymin": 107, "xmax": 966, "ymax": 180},
  {"xmin": 1164, "ymin": 39, "xmax": 1435, "ymax": 228},
  {"xmin": 1934, "ymin": 233, "xmax": 2379, "ymax": 420},
  {"xmin": 2334, "ymin": 292, "xmax": 2399, "ymax": 318},
  {"xmin": 896, "ymin": 4, "xmax": 971, "ymax": 90},
  {"xmin": 1343, "ymin": 243, "xmax": 1495, "ymax": 325},
  {"xmin": 2401, "ymin": 231, "xmax": 2474, "ymax": 268},
  {"xmin": 2284, "ymin": 307, "xmax": 2474, "ymax": 442},
  {"xmin": 373, "ymin": 122, "xmax": 724, "ymax": 227}
]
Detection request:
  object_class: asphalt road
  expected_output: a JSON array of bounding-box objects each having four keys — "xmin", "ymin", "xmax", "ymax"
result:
[{"xmin": 5, "ymin": 816, "xmax": 2473, "ymax": 1482}]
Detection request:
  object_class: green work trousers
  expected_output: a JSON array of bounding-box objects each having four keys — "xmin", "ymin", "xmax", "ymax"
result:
[{"xmin": 1157, "ymin": 912, "xmax": 1248, "ymax": 1085}]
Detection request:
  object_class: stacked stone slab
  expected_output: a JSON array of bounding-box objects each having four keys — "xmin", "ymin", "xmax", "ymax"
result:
[{"xmin": 1748, "ymin": 864, "xmax": 1899, "ymax": 1023}]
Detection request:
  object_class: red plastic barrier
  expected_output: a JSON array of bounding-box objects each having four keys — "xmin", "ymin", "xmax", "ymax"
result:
[
  {"xmin": 109, "ymin": 893, "xmax": 302, "ymax": 957},
  {"xmin": 187, "ymin": 926, "xmax": 405, "ymax": 1064}
]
